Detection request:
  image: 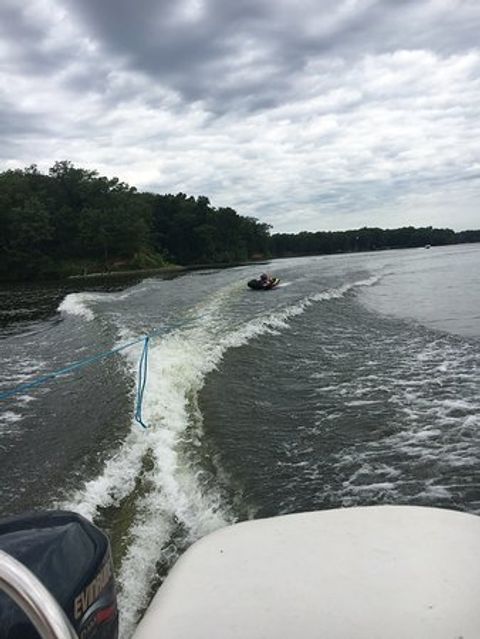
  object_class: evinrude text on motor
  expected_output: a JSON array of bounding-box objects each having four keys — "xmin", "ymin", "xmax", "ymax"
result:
[{"xmin": 0, "ymin": 511, "xmax": 118, "ymax": 639}]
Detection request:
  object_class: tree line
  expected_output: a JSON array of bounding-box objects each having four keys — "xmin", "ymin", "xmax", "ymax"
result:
[
  {"xmin": 0, "ymin": 162, "xmax": 479, "ymax": 281},
  {"xmin": 0, "ymin": 162, "xmax": 271, "ymax": 280},
  {"xmin": 271, "ymin": 226, "xmax": 480, "ymax": 257}
]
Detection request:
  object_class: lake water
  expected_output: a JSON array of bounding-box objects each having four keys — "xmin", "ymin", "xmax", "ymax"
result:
[{"xmin": 1, "ymin": 243, "xmax": 479, "ymax": 637}]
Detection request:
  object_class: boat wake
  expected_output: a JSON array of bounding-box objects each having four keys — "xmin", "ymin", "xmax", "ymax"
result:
[{"xmin": 62, "ymin": 275, "xmax": 379, "ymax": 637}]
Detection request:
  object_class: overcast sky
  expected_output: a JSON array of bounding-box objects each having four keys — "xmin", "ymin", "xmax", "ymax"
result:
[{"xmin": 1, "ymin": 0, "xmax": 479, "ymax": 232}]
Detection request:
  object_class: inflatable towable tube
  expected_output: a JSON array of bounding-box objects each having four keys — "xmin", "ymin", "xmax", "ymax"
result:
[{"xmin": 247, "ymin": 277, "xmax": 280, "ymax": 290}]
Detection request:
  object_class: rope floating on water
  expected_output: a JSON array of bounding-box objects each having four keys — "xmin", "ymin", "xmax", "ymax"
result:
[
  {"xmin": 0, "ymin": 334, "xmax": 154, "ymax": 428},
  {"xmin": 1, "ymin": 311, "xmax": 199, "ymax": 428},
  {"xmin": 134, "ymin": 336, "xmax": 150, "ymax": 429}
]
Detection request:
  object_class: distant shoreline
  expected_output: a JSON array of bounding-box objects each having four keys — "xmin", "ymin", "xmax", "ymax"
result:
[
  {"xmin": 65, "ymin": 259, "xmax": 272, "ymax": 282},
  {"xmin": 3, "ymin": 242, "xmax": 479, "ymax": 286},
  {"xmin": 67, "ymin": 265, "xmax": 187, "ymax": 280}
]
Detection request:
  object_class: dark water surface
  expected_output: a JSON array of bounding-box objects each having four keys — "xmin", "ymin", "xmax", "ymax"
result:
[{"xmin": 1, "ymin": 244, "xmax": 479, "ymax": 637}]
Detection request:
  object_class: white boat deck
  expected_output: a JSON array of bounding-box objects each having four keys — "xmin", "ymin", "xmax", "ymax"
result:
[{"xmin": 133, "ymin": 505, "xmax": 480, "ymax": 639}]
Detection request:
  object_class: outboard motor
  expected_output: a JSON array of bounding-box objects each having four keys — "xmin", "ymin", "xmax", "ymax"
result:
[{"xmin": 0, "ymin": 510, "xmax": 118, "ymax": 639}]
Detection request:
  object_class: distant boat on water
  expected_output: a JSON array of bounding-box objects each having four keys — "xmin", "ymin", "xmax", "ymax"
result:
[{"xmin": 425, "ymin": 244, "xmax": 431, "ymax": 249}]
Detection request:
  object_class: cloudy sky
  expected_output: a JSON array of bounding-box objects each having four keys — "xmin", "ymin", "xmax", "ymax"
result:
[{"xmin": 1, "ymin": 0, "xmax": 479, "ymax": 232}]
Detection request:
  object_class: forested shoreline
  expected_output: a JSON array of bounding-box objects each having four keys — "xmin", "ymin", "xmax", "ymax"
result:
[
  {"xmin": 1, "ymin": 162, "xmax": 479, "ymax": 281},
  {"xmin": 271, "ymin": 226, "xmax": 480, "ymax": 257}
]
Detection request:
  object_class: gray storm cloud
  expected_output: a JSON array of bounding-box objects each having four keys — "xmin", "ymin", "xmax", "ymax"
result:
[
  {"xmin": 63, "ymin": 0, "xmax": 480, "ymax": 109},
  {"xmin": 0, "ymin": 0, "xmax": 479, "ymax": 231}
]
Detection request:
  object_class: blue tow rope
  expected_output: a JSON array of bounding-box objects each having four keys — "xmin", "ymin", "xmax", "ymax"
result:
[
  {"xmin": 134, "ymin": 337, "xmax": 150, "ymax": 429},
  {"xmin": 0, "ymin": 335, "xmax": 152, "ymax": 429}
]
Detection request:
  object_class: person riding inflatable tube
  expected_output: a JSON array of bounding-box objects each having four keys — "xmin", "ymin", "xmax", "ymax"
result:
[{"xmin": 247, "ymin": 273, "xmax": 280, "ymax": 290}]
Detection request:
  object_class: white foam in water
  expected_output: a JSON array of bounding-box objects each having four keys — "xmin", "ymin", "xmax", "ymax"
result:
[
  {"xmin": 0, "ymin": 410, "xmax": 23, "ymax": 436},
  {"xmin": 58, "ymin": 293, "xmax": 96, "ymax": 321},
  {"xmin": 58, "ymin": 283, "xmax": 161, "ymax": 322},
  {"xmin": 63, "ymin": 275, "xmax": 380, "ymax": 638},
  {"xmin": 0, "ymin": 410, "xmax": 23, "ymax": 425},
  {"xmin": 63, "ymin": 430, "xmax": 149, "ymax": 520},
  {"xmin": 311, "ymin": 327, "xmax": 480, "ymax": 512}
]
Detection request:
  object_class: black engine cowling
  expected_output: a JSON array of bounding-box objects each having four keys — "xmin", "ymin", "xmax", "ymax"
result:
[{"xmin": 0, "ymin": 510, "xmax": 118, "ymax": 639}]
